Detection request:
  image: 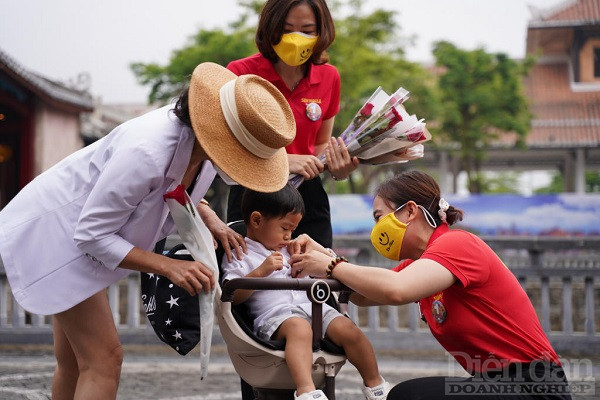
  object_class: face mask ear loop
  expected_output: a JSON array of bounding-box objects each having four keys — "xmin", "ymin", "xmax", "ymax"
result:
[{"xmin": 418, "ymin": 205, "xmax": 438, "ymax": 229}]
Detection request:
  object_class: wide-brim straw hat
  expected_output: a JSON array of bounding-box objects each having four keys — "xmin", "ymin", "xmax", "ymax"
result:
[{"xmin": 188, "ymin": 62, "xmax": 296, "ymax": 192}]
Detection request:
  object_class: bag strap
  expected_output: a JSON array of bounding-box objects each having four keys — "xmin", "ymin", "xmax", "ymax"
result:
[{"xmin": 166, "ymin": 243, "xmax": 187, "ymax": 257}]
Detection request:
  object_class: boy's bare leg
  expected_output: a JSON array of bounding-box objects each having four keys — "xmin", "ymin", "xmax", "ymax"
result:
[
  {"xmin": 274, "ymin": 317, "xmax": 316, "ymax": 395},
  {"xmin": 326, "ymin": 316, "xmax": 382, "ymax": 387}
]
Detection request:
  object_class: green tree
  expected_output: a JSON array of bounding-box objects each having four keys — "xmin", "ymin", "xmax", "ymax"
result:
[
  {"xmin": 535, "ymin": 170, "xmax": 600, "ymax": 193},
  {"xmin": 478, "ymin": 171, "xmax": 520, "ymax": 194},
  {"xmin": 432, "ymin": 41, "xmax": 534, "ymax": 193},
  {"xmin": 130, "ymin": 0, "xmax": 440, "ymax": 193},
  {"xmin": 327, "ymin": 0, "xmax": 440, "ymax": 193}
]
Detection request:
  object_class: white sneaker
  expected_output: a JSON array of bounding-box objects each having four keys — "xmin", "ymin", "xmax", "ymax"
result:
[
  {"xmin": 362, "ymin": 377, "xmax": 391, "ymax": 400},
  {"xmin": 294, "ymin": 389, "xmax": 328, "ymax": 400}
]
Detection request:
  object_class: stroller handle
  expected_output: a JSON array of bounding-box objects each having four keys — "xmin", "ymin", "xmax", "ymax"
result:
[{"xmin": 220, "ymin": 277, "xmax": 351, "ymax": 303}]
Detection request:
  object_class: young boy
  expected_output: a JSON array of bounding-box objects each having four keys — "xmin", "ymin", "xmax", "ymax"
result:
[{"xmin": 221, "ymin": 184, "xmax": 390, "ymax": 400}]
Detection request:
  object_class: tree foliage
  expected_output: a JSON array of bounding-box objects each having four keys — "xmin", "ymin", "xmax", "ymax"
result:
[
  {"xmin": 432, "ymin": 41, "xmax": 534, "ymax": 193},
  {"xmin": 130, "ymin": 0, "xmax": 439, "ymax": 194},
  {"xmin": 535, "ymin": 171, "xmax": 600, "ymax": 193}
]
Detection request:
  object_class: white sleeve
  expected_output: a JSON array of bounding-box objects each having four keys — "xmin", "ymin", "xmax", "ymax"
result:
[
  {"xmin": 73, "ymin": 145, "xmax": 164, "ymax": 270},
  {"xmin": 221, "ymin": 254, "xmax": 254, "ymax": 281}
]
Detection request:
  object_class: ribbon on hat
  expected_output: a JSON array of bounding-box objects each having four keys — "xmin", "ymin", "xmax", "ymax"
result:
[
  {"xmin": 438, "ymin": 198, "xmax": 450, "ymax": 224},
  {"xmin": 219, "ymin": 79, "xmax": 278, "ymax": 159}
]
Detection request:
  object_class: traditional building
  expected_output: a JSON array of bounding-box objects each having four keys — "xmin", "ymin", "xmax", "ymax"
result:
[
  {"xmin": 0, "ymin": 48, "xmax": 93, "ymax": 208},
  {"xmin": 425, "ymin": 0, "xmax": 600, "ymax": 194}
]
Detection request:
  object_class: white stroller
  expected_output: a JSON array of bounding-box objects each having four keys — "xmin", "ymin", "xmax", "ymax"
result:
[{"xmin": 215, "ymin": 221, "xmax": 352, "ymax": 400}]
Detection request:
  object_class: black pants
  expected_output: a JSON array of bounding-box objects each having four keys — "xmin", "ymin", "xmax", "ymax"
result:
[
  {"xmin": 227, "ymin": 176, "xmax": 332, "ymax": 248},
  {"xmin": 388, "ymin": 363, "xmax": 572, "ymax": 400}
]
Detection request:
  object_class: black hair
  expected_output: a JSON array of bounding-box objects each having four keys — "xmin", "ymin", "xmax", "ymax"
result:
[
  {"xmin": 241, "ymin": 183, "xmax": 305, "ymax": 224},
  {"xmin": 377, "ymin": 170, "xmax": 464, "ymax": 226},
  {"xmin": 173, "ymin": 87, "xmax": 192, "ymax": 128},
  {"xmin": 256, "ymin": 0, "xmax": 335, "ymax": 65}
]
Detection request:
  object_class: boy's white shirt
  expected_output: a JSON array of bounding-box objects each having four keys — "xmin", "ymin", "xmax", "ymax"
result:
[{"xmin": 221, "ymin": 237, "xmax": 335, "ymax": 334}]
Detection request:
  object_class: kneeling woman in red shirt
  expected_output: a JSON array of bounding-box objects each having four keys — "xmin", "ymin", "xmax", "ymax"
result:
[{"xmin": 290, "ymin": 170, "xmax": 571, "ymax": 400}]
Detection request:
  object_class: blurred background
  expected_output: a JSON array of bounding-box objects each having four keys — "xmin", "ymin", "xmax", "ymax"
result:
[{"xmin": 0, "ymin": 0, "xmax": 599, "ymax": 383}]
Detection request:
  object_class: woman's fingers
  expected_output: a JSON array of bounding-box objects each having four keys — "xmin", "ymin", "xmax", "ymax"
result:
[{"xmin": 170, "ymin": 260, "xmax": 215, "ymax": 296}]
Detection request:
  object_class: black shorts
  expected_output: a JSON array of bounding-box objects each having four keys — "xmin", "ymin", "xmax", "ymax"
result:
[{"xmin": 388, "ymin": 362, "xmax": 572, "ymax": 400}]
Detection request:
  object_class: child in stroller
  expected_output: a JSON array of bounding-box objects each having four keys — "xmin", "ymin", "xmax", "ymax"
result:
[{"xmin": 221, "ymin": 184, "xmax": 390, "ymax": 400}]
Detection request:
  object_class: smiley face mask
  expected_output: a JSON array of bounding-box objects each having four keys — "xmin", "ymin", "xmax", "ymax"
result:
[
  {"xmin": 370, "ymin": 203, "xmax": 439, "ymax": 261},
  {"xmin": 370, "ymin": 204, "xmax": 409, "ymax": 261},
  {"xmin": 273, "ymin": 32, "xmax": 318, "ymax": 67}
]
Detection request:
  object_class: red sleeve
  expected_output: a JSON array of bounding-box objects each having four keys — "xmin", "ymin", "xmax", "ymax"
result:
[
  {"xmin": 226, "ymin": 59, "xmax": 247, "ymax": 76},
  {"xmin": 324, "ymin": 66, "xmax": 340, "ymax": 120},
  {"xmin": 392, "ymin": 259, "xmax": 414, "ymax": 272},
  {"xmin": 421, "ymin": 231, "xmax": 490, "ymax": 288}
]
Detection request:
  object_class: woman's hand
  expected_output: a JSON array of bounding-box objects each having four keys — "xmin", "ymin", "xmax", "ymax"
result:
[
  {"xmin": 197, "ymin": 202, "xmax": 247, "ymax": 263},
  {"xmin": 290, "ymin": 250, "xmax": 332, "ymax": 278},
  {"xmin": 164, "ymin": 257, "xmax": 215, "ymax": 296},
  {"xmin": 288, "ymin": 233, "xmax": 328, "ymax": 256},
  {"xmin": 325, "ymin": 137, "xmax": 359, "ymax": 180},
  {"xmin": 288, "ymin": 154, "xmax": 324, "ymax": 180}
]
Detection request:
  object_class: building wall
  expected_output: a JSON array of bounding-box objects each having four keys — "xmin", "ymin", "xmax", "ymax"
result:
[
  {"xmin": 33, "ymin": 101, "xmax": 84, "ymax": 176},
  {"xmin": 579, "ymin": 38, "xmax": 600, "ymax": 82}
]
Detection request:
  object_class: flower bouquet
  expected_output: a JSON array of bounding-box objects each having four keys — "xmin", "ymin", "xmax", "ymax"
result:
[
  {"xmin": 289, "ymin": 86, "xmax": 431, "ymax": 187},
  {"xmin": 164, "ymin": 185, "xmax": 219, "ymax": 380}
]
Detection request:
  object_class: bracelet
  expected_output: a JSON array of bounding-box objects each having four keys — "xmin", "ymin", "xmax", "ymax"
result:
[
  {"xmin": 326, "ymin": 256, "xmax": 347, "ymax": 278},
  {"xmin": 331, "ymin": 173, "xmax": 347, "ymax": 181},
  {"xmin": 199, "ymin": 198, "xmax": 210, "ymax": 207}
]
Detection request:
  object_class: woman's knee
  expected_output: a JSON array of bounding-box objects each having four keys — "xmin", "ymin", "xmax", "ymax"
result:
[{"xmin": 79, "ymin": 342, "xmax": 123, "ymax": 378}]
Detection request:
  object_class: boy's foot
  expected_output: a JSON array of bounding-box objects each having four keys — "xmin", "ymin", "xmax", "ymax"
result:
[
  {"xmin": 362, "ymin": 377, "xmax": 391, "ymax": 400},
  {"xmin": 294, "ymin": 389, "xmax": 328, "ymax": 400}
]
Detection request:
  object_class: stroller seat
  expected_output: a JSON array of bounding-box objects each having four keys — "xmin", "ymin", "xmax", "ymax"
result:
[{"xmin": 216, "ymin": 221, "xmax": 352, "ymax": 399}]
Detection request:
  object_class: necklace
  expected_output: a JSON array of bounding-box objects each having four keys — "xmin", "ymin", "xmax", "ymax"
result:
[{"xmin": 290, "ymin": 77, "xmax": 302, "ymax": 92}]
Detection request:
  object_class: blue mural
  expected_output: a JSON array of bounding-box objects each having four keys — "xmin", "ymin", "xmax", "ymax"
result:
[{"xmin": 329, "ymin": 193, "xmax": 600, "ymax": 237}]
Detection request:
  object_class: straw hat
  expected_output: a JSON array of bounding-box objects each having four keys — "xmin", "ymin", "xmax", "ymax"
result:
[{"xmin": 188, "ymin": 62, "xmax": 296, "ymax": 192}]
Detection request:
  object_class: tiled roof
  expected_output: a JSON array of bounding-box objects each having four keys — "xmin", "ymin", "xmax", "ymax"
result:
[
  {"xmin": 496, "ymin": 62, "xmax": 600, "ymax": 148},
  {"xmin": 529, "ymin": 0, "xmax": 600, "ymax": 27},
  {"xmin": 0, "ymin": 48, "xmax": 93, "ymax": 111}
]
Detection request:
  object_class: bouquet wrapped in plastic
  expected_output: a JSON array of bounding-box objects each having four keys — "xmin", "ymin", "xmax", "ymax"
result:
[
  {"xmin": 289, "ymin": 86, "xmax": 431, "ymax": 187},
  {"xmin": 164, "ymin": 185, "xmax": 219, "ymax": 380}
]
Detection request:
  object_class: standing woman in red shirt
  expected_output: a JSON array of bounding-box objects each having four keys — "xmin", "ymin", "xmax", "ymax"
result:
[
  {"xmin": 290, "ymin": 171, "xmax": 571, "ymax": 400},
  {"xmin": 226, "ymin": 0, "xmax": 359, "ymax": 248}
]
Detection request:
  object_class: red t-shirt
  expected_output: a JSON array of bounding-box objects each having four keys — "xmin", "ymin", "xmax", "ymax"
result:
[
  {"xmin": 393, "ymin": 224, "xmax": 559, "ymax": 374},
  {"xmin": 227, "ymin": 54, "xmax": 341, "ymax": 155}
]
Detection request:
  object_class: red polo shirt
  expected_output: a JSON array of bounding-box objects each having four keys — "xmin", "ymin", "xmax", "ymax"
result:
[
  {"xmin": 227, "ymin": 54, "xmax": 341, "ymax": 155},
  {"xmin": 393, "ymin": 225, "xmax": 559, "ymax": 374}
]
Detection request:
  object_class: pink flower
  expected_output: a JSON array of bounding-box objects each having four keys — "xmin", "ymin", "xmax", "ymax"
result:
[
  {"xmin": 407, "ymin": 131, "xmax": 426, "ymax": 142},
  {"xmin": 386, "ymin": 107, "xmax": 404, "ymax": 130},
  {"xmin": 163, "ymin": 184, "xmax": 187, "ymax": 206},
  {"xmin": 360, "ymin": 103, "xmax": 374, "ymax": 116}
]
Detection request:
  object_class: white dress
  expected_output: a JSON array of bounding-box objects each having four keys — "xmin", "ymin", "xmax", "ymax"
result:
[{"xmin": 0, "ymin": 104, "xmax": 216, "ymax": 315}]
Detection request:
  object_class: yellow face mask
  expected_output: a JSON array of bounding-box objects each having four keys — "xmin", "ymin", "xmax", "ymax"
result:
[
  {"xmin": 370, "ymin": 205, "xmax": 409, "ymax": 261},
  {"xmin": 273, "ymin": 32, "xmax": 318, "ymax": 66},
  {"xmin": 370, "ymin": 202, "xmax": 439, "ymax": 261}
]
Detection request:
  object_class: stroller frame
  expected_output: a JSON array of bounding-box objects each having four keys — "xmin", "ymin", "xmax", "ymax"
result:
[{"xmin": 216, "ymin": 221, "xmax": 353, "ymax": 399}]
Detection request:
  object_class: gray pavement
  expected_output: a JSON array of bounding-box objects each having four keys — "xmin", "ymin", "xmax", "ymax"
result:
[{"xmin": 0, "ymin": 345, "xmax": 598, "ymax": 399}]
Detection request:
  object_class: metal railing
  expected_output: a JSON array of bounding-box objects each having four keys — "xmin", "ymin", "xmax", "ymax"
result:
[{"xmin": 1, "ymin": 236, "xmax": 599, "ymax": 354}]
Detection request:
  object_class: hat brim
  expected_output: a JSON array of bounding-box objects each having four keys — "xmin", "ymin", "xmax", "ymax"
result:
[{"xmin": 189, "ymin": 63, "xmax": 290, "ymax": 193}]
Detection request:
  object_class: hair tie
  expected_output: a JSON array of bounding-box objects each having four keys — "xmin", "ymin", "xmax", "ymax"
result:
[{"xmin": 438, "ymin": 198, "xmax": 450, "ymax": 224}]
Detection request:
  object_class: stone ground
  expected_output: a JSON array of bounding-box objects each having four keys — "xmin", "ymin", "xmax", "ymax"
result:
[{"xmin": 0, "ymin": 344, "xmax": 597, "ymax": 399}]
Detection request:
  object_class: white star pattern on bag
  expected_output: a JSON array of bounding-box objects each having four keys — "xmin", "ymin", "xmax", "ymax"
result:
[
  {"xmin": 173, "ymin": 330, "xmax": 182, "ymax": 340},
  {"xmin": 166, "ymin": 295, "xmax": 179, "ymax": 309},
  {"xmin": 165, "ymin": 318, "xmax": 172, "ymax": 325}
]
